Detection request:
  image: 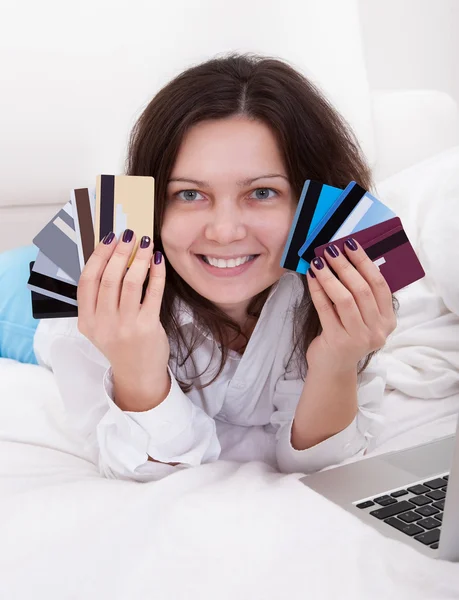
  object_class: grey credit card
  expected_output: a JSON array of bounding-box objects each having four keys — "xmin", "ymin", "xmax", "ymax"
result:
[{"xmin": 32, "ymin": 201, "xmax": 81, "ymax": 282}]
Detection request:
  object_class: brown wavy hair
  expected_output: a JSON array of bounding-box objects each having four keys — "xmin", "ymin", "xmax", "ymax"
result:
[{"xmin": 126, "ymin": 52, "xmax": 387, "ymax": 392}]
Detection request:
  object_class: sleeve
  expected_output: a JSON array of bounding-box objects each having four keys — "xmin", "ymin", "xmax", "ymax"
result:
[
  {"xmin": 270, "ymin": 354, "xmax": 387, "ymax": 475},
  {"xmin": 33, "ymin": 318, "xmax": 221, "ymax": 482}
]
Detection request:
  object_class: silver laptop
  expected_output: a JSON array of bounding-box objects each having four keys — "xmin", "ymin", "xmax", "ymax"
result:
[{"xmin": 301, "ymin": 413, "xmax": 459, "ymax": 561}]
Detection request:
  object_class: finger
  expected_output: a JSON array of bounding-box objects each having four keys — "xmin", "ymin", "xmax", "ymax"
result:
[
  {"xmin": 322, "ymin": 243, "xmax": 381, "ymax": 328},
  {"xmin": 306, "ymin": 268, "xmax": 342, "ymax": 334},
  {"xmin": 140, "ymin": 249, "xmax": 166, "ymax": 318},
  {"xmin": 96, "ymin": 229, "xmax": 136, "ymax": 316},
  {"xmin": 343, "ymin": 238, "xmax": 394, "ymax": 320},
  {"xmin": 77, "ymin": 231, "xmax": 117, "ymax": 322},
  {"xmin": 119, "ymin": 235, "xmax": 154, "ymax": 317},
  {"xmin": 310, "ymin": 256, "xmax": 365, "ymax": 334}
]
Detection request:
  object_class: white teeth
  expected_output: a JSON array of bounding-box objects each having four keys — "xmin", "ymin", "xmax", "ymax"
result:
[{"xmin": 203, "ymin": 255, "xmax": 253, "ymax": 268}]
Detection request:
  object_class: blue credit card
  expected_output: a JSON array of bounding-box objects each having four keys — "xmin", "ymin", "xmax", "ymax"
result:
[
  {"xmin": 297, "ymin": 182, "xmax": 396, "ymax": 263},
  {"xmin": 280, "ymin": 180, "xmax": 343, "ymax": 274}
]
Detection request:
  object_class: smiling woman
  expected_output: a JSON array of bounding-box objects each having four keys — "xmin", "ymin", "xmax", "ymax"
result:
[
  {"xmin": 126, "ymin": 53, "xmax": 375, "ymax": 390},
  {"xmin": 34, "ymin": 52, "xmax": 395, "ymax": 481}
]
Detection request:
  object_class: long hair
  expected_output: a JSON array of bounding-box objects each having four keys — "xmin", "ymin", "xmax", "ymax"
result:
[{"xmin": 126, "ymin": 52, "xmax": 387, "ymax": 392}]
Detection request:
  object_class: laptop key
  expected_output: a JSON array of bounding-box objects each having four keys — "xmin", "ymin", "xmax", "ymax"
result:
[
  {"xmin": 432, "ymin": 500, "xmax": 445, "ymax": 510},
  {"xmin": 373, "ymin": 495, "xmax": 397, "ymax": 506},
  {"xmin": 430, "ymin": 543, "xmax": 439, "ymax": 550},
  {"xmin": 443, "ymin": 475, "xmax": 449, "ymax": 481},
  {"xmin": 410, "ymin": 495, "xmax": 432, "ymax": 506},
  {"xmin": 407, "ymin": 484, "xmax": 430, "ymax": 495},
  {"xmin": 398, "ymin": 511, "xmax": 421, "ymax": 523},
  {"xmin": 426, "ymin": 489, "xmax": 445, "ymax": 501},
  {"xmin": 414, "ymin": 529, "xmax": 441, "ymax": 545},
  {"xmin": 370, "ymin": 500, "xmax": 415, "ymax": 520},
  {"xmin": 435, "ymin": 513, "xmax": 443, "ymax": 522},
  {"xmin": 385, "ymin": 517, "xmax": 424, "ymax": 536},
  {"xmin": 416, "ymin": 517, "xmax": 442, "ymax": 530},
  {"xmin": 441, "ymin": 487, "xmax": 447, "ymax": 492},
  {"xmin": 356, "ymin": 500, "xmax": 375, "ymax": 509},
  {"xmin": 424, "ymin": 478, "xmax": 447, "ymax": 489},
  {"xmin": 415, "ymin": 505, "xmax": 439, "ymax": 517},
  {"xmin": 391, "ymin": 489, "xmax": 408, "ymax": 498}
]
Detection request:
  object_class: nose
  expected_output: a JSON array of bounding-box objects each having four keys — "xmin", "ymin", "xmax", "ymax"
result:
[{"xmin": 204, "ymin": 201, "xmax": 247, "ymax": 245}]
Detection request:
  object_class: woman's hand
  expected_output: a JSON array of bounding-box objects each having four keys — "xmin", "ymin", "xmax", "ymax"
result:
[
  {"xmin": 77, "ymin": 229, "xmax": 170, "ymax": 411},
  {"xmin": 305, "ymin": 238, "xmax": 397, "ymax": 375}
]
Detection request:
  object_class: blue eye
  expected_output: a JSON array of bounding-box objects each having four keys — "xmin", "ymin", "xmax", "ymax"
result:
[
  {"xmin": 250, "ymin": 188, "xmax": 277, "ymax": 200},
  {"xmin": 176, "ymin": 190, "xmax": 204, "ymax": 202}
]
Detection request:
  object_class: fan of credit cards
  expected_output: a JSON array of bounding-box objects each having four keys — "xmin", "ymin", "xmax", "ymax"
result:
[
  {"xmin": 280, "ymin": 180, "xmax": 425, "ymax": 291},
  {"xmin": 28, "ymin": 175, "xmax": 155, "ymax": 319}
]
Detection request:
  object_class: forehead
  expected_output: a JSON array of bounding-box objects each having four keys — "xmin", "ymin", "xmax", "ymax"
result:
[{"xmin": 170, "ymin": 117, "xmax": 287, "ymax": 180}]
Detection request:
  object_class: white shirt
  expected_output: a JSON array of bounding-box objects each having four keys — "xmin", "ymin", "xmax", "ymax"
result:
[{"xmin": 33, "ymin": 271, "xmax": 387, "ymax": 482}]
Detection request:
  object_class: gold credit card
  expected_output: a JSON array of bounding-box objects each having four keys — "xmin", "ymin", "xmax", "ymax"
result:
[{"xmin": 95, "ymin": 174, "xmax": 155, "ymax": 265}]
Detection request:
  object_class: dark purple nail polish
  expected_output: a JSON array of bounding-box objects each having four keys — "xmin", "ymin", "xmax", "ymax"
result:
[
  {"xmin": 122, "ymin": 229, "xmax": 134, "ymax": 243},
  {"xmin": 140, "ymin": 236, "xmax": 151, "ymax": 249},
  {"xmin": 103, "ymin": 232, "xmax": 115, "ymax": 245},
  {"xmin": 308, "ymin": 268, "xmax": 316, "ymax": 278},
  {"xmin": 326, "ymin": 244, "xmax": 339, "ymax": 258},
  {"xmin": 312, "ymin": 257, "xmax": 324, "ymax": 270},
  {"xmin": 154, "ymin": 251, "xmax": 162, "ymax": 265},
  {"xmin": 345, "ymin": 238, "xmax": 358, "ymax": 251}
]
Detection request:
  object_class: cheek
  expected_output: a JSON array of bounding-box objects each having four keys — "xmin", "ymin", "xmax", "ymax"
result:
[
  {"xmin": 161, "ymin": 209, "xmax": 195, "ymax": 252},
  {"xmin": 256, "ymin": 208, "xmax": 294, "ymax": 247}
]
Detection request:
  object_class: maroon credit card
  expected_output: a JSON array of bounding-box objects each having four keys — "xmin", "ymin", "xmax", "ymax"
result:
[{"xmin": 314, "ymin": 217, "xmax": 425, "ymax": 293}]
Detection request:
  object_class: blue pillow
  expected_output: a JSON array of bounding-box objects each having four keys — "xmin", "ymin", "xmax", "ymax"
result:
[{"xmin": 0, "ymin": 245, "xmax": 39, "ymax": 364}]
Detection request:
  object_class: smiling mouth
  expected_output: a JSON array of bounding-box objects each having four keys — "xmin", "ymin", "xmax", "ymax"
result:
[{"xmin": 196, "ymin": 254, "xmax": 260, "ymax": 271}]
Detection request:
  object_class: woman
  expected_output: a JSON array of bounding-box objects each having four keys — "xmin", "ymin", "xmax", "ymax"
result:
[{"xmin": 34, "ymin": 53, "xmax": 396, "ymax": 481}]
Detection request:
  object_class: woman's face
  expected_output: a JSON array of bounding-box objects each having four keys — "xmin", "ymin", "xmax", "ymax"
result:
[{"xmin": 162, "ymin": 116, "xmax": 297, "ymax": 322}]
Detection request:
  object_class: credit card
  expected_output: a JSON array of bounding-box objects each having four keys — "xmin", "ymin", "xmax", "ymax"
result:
[
  {"xmin": 71, "ymin": 186, "xmax": 96, "ymax": 271},
  {"xmin": 313, "ymin": 217, "xmax": 425, "ymax": 293},
  {"xmin": 32, "ymin": 250, "xmax": 77, "ymax": 285},
  {"xmin": 29, "ymin": 263, "xmax": 78, "ymax": 319},
  {"xmin": 27, "ymin": 268, "xmax": 78, "ymax": 306},
  {"xmin": 95, "ymin": 175, "xmax": 155, "ymax": 266},
  {"xmin": 280, "ymin": 180, "xmax": 343, "ymax": 274},
  {"xmin": 298, "ymin": 182, "xmax": 396, "ymax": 264},
  {"xmin": 32, "ymin": 201, "xmax": 81, "ymax": 282}
]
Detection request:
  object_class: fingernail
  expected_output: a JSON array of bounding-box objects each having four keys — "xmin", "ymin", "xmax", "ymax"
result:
[
  {"xmin": 326, "ymin": 244, "xmax": 339, "ymax": 258},
  {"xmin": 154, "ymin": 251, "xmax": 162, "ymax": 265},
  {"xmin": 312, "ymin": 257, "xmax": 324, "ymax": 270},
  {"xmin": 103, "ymin": 232, "xmax": 115, "ymax": 245},
  {"xmin": 345, "ymin": 238, "xmax": 358, "ymax": 251},
  {"xmin": 140, "ymin": 235, "xmax": 151, "ymax": 249},
  {"xmin": 308, "ymin": 268, "xmax": 316, "ymax": 278},
  {"xmin": 122, "ymin": 229, "xmax": 134, "ymax": 243}
]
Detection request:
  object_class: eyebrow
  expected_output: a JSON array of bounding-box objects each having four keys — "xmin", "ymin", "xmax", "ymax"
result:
[{"xmin": 167, "ymin": 174, "xmax": 289, "ymax": 187}]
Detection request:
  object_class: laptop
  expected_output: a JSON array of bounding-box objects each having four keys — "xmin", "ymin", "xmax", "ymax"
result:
[{"xmin": 301, "ymin": 413, "xmax": 459, "ymax": 561}]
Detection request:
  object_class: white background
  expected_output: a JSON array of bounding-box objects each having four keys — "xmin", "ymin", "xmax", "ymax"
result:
[{"xmin": 359, "ymin": 0, "xmax": 459, "ymax": 107}]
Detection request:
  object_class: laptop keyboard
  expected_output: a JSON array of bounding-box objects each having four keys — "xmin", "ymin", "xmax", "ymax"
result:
[{"xmin": 355, "ymin": 474, "xmax": 449, "ymax": 550}]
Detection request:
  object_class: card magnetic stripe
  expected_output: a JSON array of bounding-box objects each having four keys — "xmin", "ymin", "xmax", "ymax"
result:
[
  {"xmin": 74, "ymin": 188, "xmax": 95, "ymax": 262},
  {"xmin": 28, "ymin": 269, "xmax": 78, "ymax": 302},
  {"xmin": 299, "ymin": 183, "xmax": 366, "ymax": 262},
  {"xmin": 99, "ymin": 174, "xmax": 115, "ymax": 242},
  {"xmin": 280, "ymin": 180, "xmax": 323, "ymax": 271},
  {"xmin": 29, "ymin": 263, "xmax": 78, "ymax": 319},
  {"xmin": 59, "ymin": 205, "xmax": 75, "ymax": 228},
  {"xmin": 364, "ymin": 229, "xmax": 408, "ymax": 260}
]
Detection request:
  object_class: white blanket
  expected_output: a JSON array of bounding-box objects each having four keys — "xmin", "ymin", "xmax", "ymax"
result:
[
  {"xmin": 375, "ymin": 147, "xmax": 459, "ymax": 400},
  {"xmin": 1, "ymin": 360, "xmax": 459, "ymax": 600},
  {"xmin": 2, "ymin": 148, "xmax": 459, "ymax": 598}
]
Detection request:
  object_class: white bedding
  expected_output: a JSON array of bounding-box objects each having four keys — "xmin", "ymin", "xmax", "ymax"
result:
[{"xmin": 2, "ymin": 148, "xmax": 459, "ymax": 597}]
